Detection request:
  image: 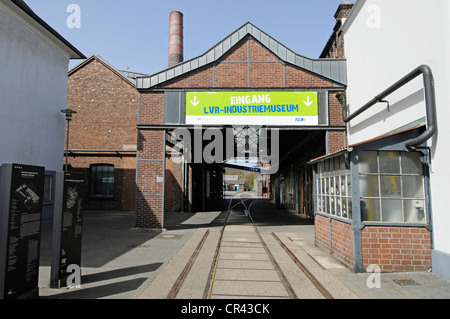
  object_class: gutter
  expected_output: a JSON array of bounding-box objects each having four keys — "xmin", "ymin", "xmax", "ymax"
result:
[{"xmin": 340, "ymin": 65, "xmax": 437, "ymax": 150}]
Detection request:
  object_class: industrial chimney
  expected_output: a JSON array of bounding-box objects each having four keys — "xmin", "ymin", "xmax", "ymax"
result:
[{"xmin": 168, "ymin": 11, "xmax": 183, "ymax": 67}]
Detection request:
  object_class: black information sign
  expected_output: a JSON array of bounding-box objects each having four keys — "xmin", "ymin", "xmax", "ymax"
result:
[
  {"xmin": 0, "ymin": 164, "xmax": 45, "ymax": 299},
  {"xmin": 50, "ymin": 172, "xmax": 84, "ymax": 287}
]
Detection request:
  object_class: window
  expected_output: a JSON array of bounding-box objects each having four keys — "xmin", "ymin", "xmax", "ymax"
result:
[
  {"xmin": 316, "ymin": 154, "xmax": 352, "ymax": 220},
  {"xmin": 358, "ymin": 151, "xmax": 425, "ymax": 223},
  {"xmin": 90, "ymin": 164, "xmax": 114, "ymax": 198},
  {"xmin": 43, "ymin": 175, "xmax": 53, "ymax": 202}
]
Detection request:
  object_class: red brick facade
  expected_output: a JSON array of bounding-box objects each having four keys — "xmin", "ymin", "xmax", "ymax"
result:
[
  {"xmin": 136, "ymin": 37, "xmax": 346, "ymax": 228},
  {"xmin": 66, "ymin": 56, "xmax": 139, "ymax": 211},
  {"xmin": 315, "ymin": 215, "xmax": 354, "ymax": 268},
  {"xmin": 315, "ymin": 214, "xmax": 432, "ymax": 272},
  {"xmin": 361, "ymin": 226, "xmax": 432, "ymax": 272}
]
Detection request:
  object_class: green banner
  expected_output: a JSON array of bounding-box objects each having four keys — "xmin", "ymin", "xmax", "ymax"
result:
[{"xmin": 186, "ymin": 91, "xmax": 318, "ymax": 126}]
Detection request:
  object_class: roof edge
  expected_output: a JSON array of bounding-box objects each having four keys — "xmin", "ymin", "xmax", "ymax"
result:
[
  {"xmin": 68, "ymin": 54, "xmax": 138, "ymax": 87},
  {"xmin": 136, "ymin": 22, "xmax": 347, "ymax": 90},
  {"xmin": 10, "ymin": 0, "xmax": 85, "ymax": 59}
]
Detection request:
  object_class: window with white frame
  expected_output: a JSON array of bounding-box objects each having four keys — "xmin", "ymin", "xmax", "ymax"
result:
[
  {"xmin": 316, "ymin": 154, "xmax": 352, "ymax": 220},
  {"xmin": 358, "ymin": 151, "xmax": 426, "ymax": 223}
]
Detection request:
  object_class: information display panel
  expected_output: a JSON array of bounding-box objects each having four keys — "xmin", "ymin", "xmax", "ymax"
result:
[
  {"xmin": 0, "ymin": 164, "xmax": 45, "ymax": 299},
  {"xmin": 50, "ymin": 172, "xmax": 84, "ymax": 288}
]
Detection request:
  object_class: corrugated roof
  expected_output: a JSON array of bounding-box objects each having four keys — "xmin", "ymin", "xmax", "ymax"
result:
[{"xmin": 136, "ymin": 22, "xmax": 347, "ymax": 90}]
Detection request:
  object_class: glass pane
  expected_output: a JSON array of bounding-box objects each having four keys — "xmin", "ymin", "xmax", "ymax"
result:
[
  {"xmin": 403, "ymin": 175, "xmax": 424, "ymax": 198},
  {"xmin": 342, "ymin": 199, "xmax": 347, "ymax": 218},
  {"xmin": 348, "ymin": 198, "xmax": 353, "ymax": 220},
  {"xmin": 404, "ymin": 200, "xmax": 426, "ymax": 223},
  {"xmin": 106, "ymin": 182, "xmax": 114, "ymax": 196},
  {"xmin": 326, "ymin": 196, "xmax": 330, "ymax": 213},
  {"xmin": 330, "ymin": 177, "xmax": 335, "ymax": 195},
  {"xmin": 335, "ymin": 176, "xmax": 340, "ymax": 196},
  {"xmin": 336, "ymin": 197, "xmax": 342, "ymax": 217},
  {"xmin": 90, "ymin": 165, "xmax": 114, "ymax": 197},
  {"xmin": 359, "ymin": 175, "xmax": 379, "ymax": 197},
  {"xmin": 347, "ymin": 174, "xmax": 352, "ymax": 196},
  {"xmin": 380, "ymin": 152, "xmax": 400, "ymax": 174},
  {"xmin": 401, "ymin": 152, "xmax": 423, "ymax": 175},
  {"xmin": 381, "ymin": 199, "xmax": 403, "ymax": 222},
  {"xmin": 340, "ymin": 176, "xmax": 346, "ymax": 197},
  {"xmin": 361, "ymin": 198, "xmax": 380, "ymax": 221},
  {"xmin": 359, "ymin": 151, "xmax": 378, "ymax": 173},
  {"xmin": 380, "ymin": 176, "xmax": 401, "ymax": 197},
  {"xmin": 321, "ymin": 196, "xmax": 326, "ymax": 213},
  {"xmin": 330, "ymin": 196, "xmax": 336, "ymax": 215}
]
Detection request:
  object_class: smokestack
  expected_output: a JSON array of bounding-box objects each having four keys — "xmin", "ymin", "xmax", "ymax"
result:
[{"xmin": 168, "ymin": 11, "xmax": 183, "ymax": 68}]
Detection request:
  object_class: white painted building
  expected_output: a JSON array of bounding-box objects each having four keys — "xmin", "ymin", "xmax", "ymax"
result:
[
  {"xmin": 0, "ymin": 0, "xmax": 84, "ymax": 216},
  {"xmin": 0, "ymin": 0, "xmax": 84, "ymax": 171},
  {"xmin": 342, "ymin": 0, "xmax": 450, "ymax": 279}
]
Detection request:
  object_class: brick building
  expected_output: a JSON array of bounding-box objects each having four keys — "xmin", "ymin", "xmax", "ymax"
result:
[
  {"xmin": 320, "ymin": 1, "xmax": 354, "ymax": 59},
  {"xmin": 66, "ymin": 54, "xmax": 185, "ymax": 213},
  {"xmin": 134, "ymin": 17, "xmax": 348, "ymax": 228},
  {"xmin": 309, "ymin": 0, "xmax": 439, "ymax": 275},
  {"xmin": 66, "ymin": 54, "xmax": 142, "ymax": 211}
]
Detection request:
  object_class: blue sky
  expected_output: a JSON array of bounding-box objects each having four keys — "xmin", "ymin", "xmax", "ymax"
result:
[{"xmin": 25, "ymin": 0, "xmax": 347, "ymax": 75}]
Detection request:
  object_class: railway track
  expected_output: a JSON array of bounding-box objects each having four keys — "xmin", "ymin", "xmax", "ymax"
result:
[{"xmin": 140, "ymin": 192, "xmax": 353, "ymax": 300}]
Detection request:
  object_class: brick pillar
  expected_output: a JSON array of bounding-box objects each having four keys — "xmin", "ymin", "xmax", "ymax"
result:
[
  {"xmin": 135, "ymin": 92, "xmax": 166, "ymax": 228},
  {"xmin": 327, "ymin": 91, "xmax": 346, "ymax": 153}
]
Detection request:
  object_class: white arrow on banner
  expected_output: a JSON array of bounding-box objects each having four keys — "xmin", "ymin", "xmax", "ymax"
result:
[
  {"xmin": 191, "ymin": 96, "xmax": 200, "ymax": 107},
  {"xmin": 303, "ymin": 96, "xmax": 313, "ymax": 107}
]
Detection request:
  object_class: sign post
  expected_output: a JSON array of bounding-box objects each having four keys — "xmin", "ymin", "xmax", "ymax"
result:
[
  {"xmin": 0, "ymin": 163, "xmax": 45, "ymax": 299},
  {"xmin": 50, "ymin": 171, "xmax": 84, "ymax": 288}
]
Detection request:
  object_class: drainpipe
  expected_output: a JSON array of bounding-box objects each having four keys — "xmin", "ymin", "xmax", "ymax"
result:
[{"xmin": 341, "ymin": 65, "xmax": 437, "ymax": 150}]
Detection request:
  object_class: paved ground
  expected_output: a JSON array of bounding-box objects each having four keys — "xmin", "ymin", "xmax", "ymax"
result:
[{"xmin": 38, "ymin": 192, "xmax": 450, "ymax": 300}]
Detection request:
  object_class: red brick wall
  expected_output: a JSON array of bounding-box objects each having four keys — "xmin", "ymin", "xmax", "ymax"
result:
[
  {"xmin": 331, "ymin": 219, "xmax": 354, "ymax": 267},
  {"xmin": 315, "ymin": 214, "xmax": 355, "ymax": 269},
  {"xmin": 136, "ymin": 130, "xmax": 165, "ymax": 228},
  {"xmin": 66, "ymin": 57, "xmax": 138, "ymax": 211},
  {"xmin": 67, "ymin": 58, "xmax": 139, "ymax": 150},
  {"xmin": 361, "ymin": 226, "xmax": 432, "ymax": 272},
  {"xmin": 315, "ymin": 214, "xmax": 432, "ymax": 272},
  {"xmin": 327, "ymin": 91, "xmax": 346, "ymax": 153},
  {"xmin": 315, "ymin": 214, "xmax": 331, "ymax": 251},
  {"xmin": 165, "ymin": 146, "xmax": 183, "ymax": 212},
  {"xmin": 139, "ymin": 92, "xmax": 165, "ymax": 125},
  {"xmin": 327, "ymin": 131, "xmax": 346, "ymax": 153},
  {"xmin": 137, "ymin": 38, "xmax": 346, "ymax": 227}
]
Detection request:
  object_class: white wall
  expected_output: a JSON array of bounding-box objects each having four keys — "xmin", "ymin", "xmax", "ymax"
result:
[
  {"xmin": 343, "ymin": 0, "xmax": 450, "ymax": 276},
  {"xmin": 0, "ymin": 7, "xmax": 69, "ymax": 171}
]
